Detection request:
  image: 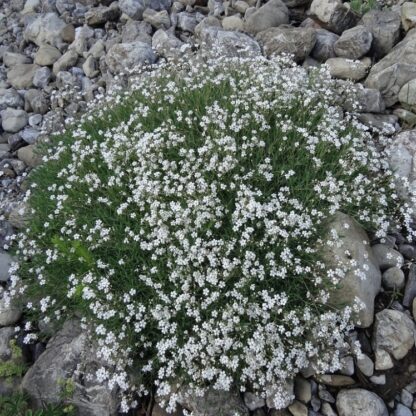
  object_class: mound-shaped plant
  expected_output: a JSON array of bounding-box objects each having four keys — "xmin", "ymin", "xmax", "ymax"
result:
[{"xmin": 7, "ymin": 55, "xmax": 409, "ymax": 410}]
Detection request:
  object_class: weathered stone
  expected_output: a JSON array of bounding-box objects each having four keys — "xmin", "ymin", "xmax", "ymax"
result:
[
  {"xmin": 321, "ymin": 403, "xmax": 337, "ymax": 416},
  {"xmin": 256, "ymin": 26, "xmax": 316, "ymax": 62},
  {"xmin": 382, "ymin": 267, "xmax": 405, "ymax": 290},
  {"xmin": 0, "ymin": 252, "xmax": 13, "ymax": 282},
  {"xmin": 343, "ymin": 86, "xmax": 385, "ymax": 113},
  {"xmin": 0, "ymin": 298, "xmax": 22, "ymax": 327},
  {"xmin": 177, "ymin": 11, "xmax": 199, "ymax": 33},
  {"xmin": 82, "ymin": 56, "xmax": 99, "ymax": 78},
  {"xmin": 24, "ymin": 90, "xmax": 48, "ymax": 115},
  {"xmin": 360, "ymin": 10, "xmax": 401, "ymax": 58},
  {"xmin": 322, "ymin": 212, "xmax": 381, "ymax": 327},
  {"xmin": 24, "ymin": 13, "xmax": 70, "ymax": 48},
  {"xmin": 105, "ymin": 41, "xmax": 156, "ymax": 74},
  {"xmin": 372, "ymin": 244, "xmax": 404, "ymax": 270},
  {"xmin": 17, "ymin": 144, "xmax": 42, "ymax": 167},
  {"xmin": 152, "ymin": 29, "xmax": 186, "ymax": 60},
  {"xmin": 358, "ymin": 113, "xmax": 398, "ymax": 132},
  {"xmin": 266, "ymin": 379, "xmax": 294, "ymax": 409},
  {"xmin": 21, "ymin": 127, "xmax": 41, "ymax": 144},
  {"xmin": 52, "ymin": 49, "xmax": 78, "ymax": 74},
  {"xmin": 34, "ymin": 44, "xmax": 62, "ymax": 66},
  {"xmin": 143, "ymin": 8, "xmax": 170, "ymax": 28},
  {"xmin": 119, "ymin": 0, "xmax": 172, "ymax": 19},
  {"xmin": 244, "ymin": 0, "xmax": 289, "ymax": 34},
  {"xmin": 356, "ymin": 353, "xmax": 374, "ymax": 377},
  {"xmin": 244, "ymin": 392, "xmax": 265, "ymax": 410},
  {"xmin": 288, "ymin": 400, "xmax": 308, "ymax": 416},
  {"xmin": 3, "ymin": 52, "xmax": 31, "ymax": 68},
  {"xmin": 395, "ymin": 404, "xmax": 412, "ymax": 416},
  {"xmin": 198, "ymin": 26, "xmax": 261, "ymax": 58},
  {"xmin": 7, "ymin": 64, "xmax": 39, "ymax": 89},
  {"xmin": 21, "ymin": 319, "xmax": 118, "ymax": 416},
  {"xmin": 1, "ymin": 109, "xmax": 28, "ymax": 133},
  {"xmin": 222, "ymin": 15, "xmax": 244, "ymax": 31},
  {"xmin": 85, "ymin": 4, "xmax": 121, "ymax": 26},
  {"xmin": 294, "ymin": 377, "xmax": 311, "ymax": 403},
  {"xmin": 399, "ymin": 79, "xmax": 416, "ymax": 110},
  {"xmin": 33, "ymin": 67, "xmax": 52, "ymax": 88},
  {"xmin": 365, "ymin": 29, "xmax": 416, "ymax": 107},
  {"xmin": 403, "ymin": 263, "xmax": 416, "ymax": 307},
  {"xmin": 309, "ymin": 0, "xmax": 360, "ymax": 34},
  {"xmin": 339, "ymin": 356, "xmax": 354, "ymax": 376},
  {"xmin": 370, "ymin": 374, "xmax": 387, "ymax": 384},
  {"xmin": 373, "ymin": 309, "xmax": 415, "ymax": 368},
  {"xmin": 0, "ymin": 88, "xmax": 24, "ymax": 110},
  {"xmin": 316, "ymin": 375, "xmax": 354, "ymax": 387},
  {"xmin": 0, "ymin": 327, "xmax": 15, "ymax": 360},
  {"xmin": 326, "ymin": 57, "xmax": 371, "ymax": 81},
  {"xmin": 336, "ymin": 389, "xmax": 388, "ymax": 416},
  {"xmin": 402, "ymin": 2, "xmax": 416, "ymax": 32},
  {"xmin": 311, "ymin": 29, "xmax": 338, "ymax": 62},
  {"xmin": 334, "ymin": 25, "xmax": 372, "ymax": 59}
]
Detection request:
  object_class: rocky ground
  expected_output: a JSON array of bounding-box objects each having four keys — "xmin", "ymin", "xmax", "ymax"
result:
[{"xmin": 1, "ymin": 0, "xmax": 416, "ymax": 414}]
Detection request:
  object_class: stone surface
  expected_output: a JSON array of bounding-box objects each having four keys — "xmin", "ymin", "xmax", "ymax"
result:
[
  {"xmin": 0, "ymin": 297, "xmax": 22, "ymax": 327},
  {"xmin": 21, "ymin": 319, "xmax": 118, "ymax": 416},
  {"xmin": 356, "ymin": 353, "xmax": 374, "ymax": 377},
  {"xmin": 52, "ymin": 49, "xmax": 78, "ymax": 74},
  {"xmin": 119, "ymin": 0, "xmax": 171, "ymax": 19},
  {"xmin": 0, "ymin": 326, "xmax": 15, "ymax": 360},
  {"xmin": 288, "ymin": 400, "xmax": 308, "ymax": 416},
  {"xmin": 326, "ymin": 57, "xmax": 370, "ymax": 81},
  {"xmin": 399, "ymin": 79, "xmax": 416, "ymax": 110},
  {"xmin": 244, "ymin": 0, "xmax": 289, "ymax": 34},
  {"xmin": 334, "ymin": 25, "xmax": 372, "ymax": 59},
  {"xmin": 1, "ymin": 108, "xmax": 28, "ymax": 133},
  {"xmin": 403, "ymin": 263, "xmax": 416, "ymax": 307},
  {"xmin": 294, "ymin": 377, "xmax": 311, "ymax": 404},
  {"xmin": 395, "ymin": 404, "xmax": 412, "ymax": 416},
  {"xmin": 222, "ymin": 15, "xmax": 244, "ymax": 31},
  {"xmin": 382, "ymin": 267, "xmax": 405, "ymax": 290},
  {"xmin": 24, "ymin": 13, "xmax": 71, "ymax": 48},
  {"xmin": 0, "ymin": 88, "xmax": 24, "ymax": 110},
  {"xmin": 266, "ymin": 379, "xmax": 294, "ymax": 409},
  {"xmin": 372, "ymin": 244, "xmax": 404, "ymax": 270},
  {"xmin": 311, "ymin": 29, "xmax": 338, "ymax": 62},
  {"xmin": 7, "ymin": 64, "xmax": 39, "ymax": 89},
  {"xmin": 365, "ymin": 29, "xmax": 416, "ymax": 107},
  {"xmin": 0, "ymin": 251, "xmax": 13, "ymax": 282},
  {"xmin": 336, "ymin": 389, "xmax": 388, "ymax": 416},
  {"xmin": 256, "ymin": 26, "xmax": 316, "ymax": 62},
  {"xmin": 17, "ymin": 144, "xmax": 42, "ymax": 167},
  {"xmin": 105, "ymin": 41, "xmax": 156, "ymax": 74},
  {"xmin": 244, "ymin": 392, "xmax": 265, "ymax": 411},
  {"xmin": 309, "ymin": 0, "xmax": 360, "ymax": 34},
  {"xmin": 3, "ymin": 52, "xmax": 31, "ymax": 67},
  {"xmin": 34, "ymin": 45, "xmax": 62, "ymax": 66},
  {"xmin": 316, "ymin": 375, "xmax": 355, "ymax": 387},
  {"xmin": 322, "ymin": 212, "xmax": 381, "ymax": 327},
  {"xmin": 152, "ymin": 29, "xmax": 185, "ymax": 60},
  {"xmin": 143, "ymin": 8, "xmax": 171, "ymax": 29},
  {"xmin": 360, "ymin": 10, "xmax": 401, "ymax": 58},
  {"xmin": 85, "ymin": 4, "xmax": 121, "ymax": 26},
  {"xmin": 373, "ymin": 309, "xmax": 415, "ymax": 368},
  {"xmin": 402, "ymin": 2, "xmax": 416, "ymax": 32}
]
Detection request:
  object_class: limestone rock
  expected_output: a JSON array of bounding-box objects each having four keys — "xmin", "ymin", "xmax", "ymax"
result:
[
  {"xmin": 34, "ymin": 45, "xmax": 62, "ymax": 66},
  {"xmin": 52, "ymin": 49, "xmax": 78, "ymax": 74},
  {"xmin": 105, "ymin": 41, "xmax": 156, "ymax": 73},
  {"xmin": 402, "ymin": 2, "xmax": 416, "ymax": 32},
  {"xmin": 256, "ymin": 26, "xmax": 316, "ymax": 62},
  {"xmin": 365, "ymin": 29, "xmax": 416, "ymax": 107},
  {"xmin": 336, "ymin": 389, "xmax": 388, "ymax": 416},
  {"xmin": 143, "ymin": 8, "xmax": 171, "ymax": 29},
  {"xmin": 399, "ymin": 79, "xmax": 416, "ymax": 110},
  {"xmin": 311, "ymin": 29, "xmax": 338, "ymax": 62},
  {"xmin": 0, "ymin": 298, "xmax": 22, "ymax": 327},
  {"xmin": 222, "ymin": 15, "xmax": 244, "ymax": 31},
  {"xmin": 152, "ymin": 29, "xmax": 186, "ymax": 60},
  {"xmin": 7, "ymin": 64, "xmax": 39, "ymax": 89},
  {"xmin": 17, "ymin": 144, "xmax": 42, "ymax": 168},
  {"xmin": 85, "ymin": 4, "xmax": 121, "ymax": 26},
  {"xmin": 1, "ymin": 109, "xmax": 28, "ymax": 133},
  {"xmin": 334, "ymin": 25, "xmax": 372, "ymax": 59},
  {"xmin": 382, "ymin": 267, "xmax": 405, "ymax": 290},
  {"xmin": 119, "ymin": 0, "xmax": 172, "ymax": 19},
  {"xmin": 244, "ymin": 0, "xmax": 289, "ymax": 34},
  {"xmin": 0, "ymin": 251, "xmax": 13, "ymax": 282},
  {"xmin": 326, "ymin": 57, "xmax": 371, "ymax": 81},
  {"xmin": 0, "ymin": 88, "xmax": 24, "ymax": 110},
  {"xmin": 372, "ymin": 244, "xmax": 404, "ymax": 270},
  {"xmin": 322, "ymin": 212, "xmax": 381, "ymax": 327},
  {"xmin": 244, "ymin": 392, "xmax": 265, "ymax": 411},
  {"xmin": 3, "ymin": 52, "xmax": 31, "ymax": 68},
  {"xmin": 21, "ymin": 319, "xmax": 118, "ymax": 416}
]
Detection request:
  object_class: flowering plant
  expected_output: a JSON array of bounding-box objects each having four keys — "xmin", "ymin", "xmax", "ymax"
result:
[{"xmin": 6, "ymin": 54, "xmax": 411, "ymax": 411}]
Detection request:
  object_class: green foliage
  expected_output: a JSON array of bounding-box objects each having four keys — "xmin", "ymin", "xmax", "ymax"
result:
[
  {"xmin": 0, "ymin": 340, "xmax": 27, "ymax": 380},
  {"xmin": 349, "ymin": 0, "xmax": 378, "ymax": 15}
]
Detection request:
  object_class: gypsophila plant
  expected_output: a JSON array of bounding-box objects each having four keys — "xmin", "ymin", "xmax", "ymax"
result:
[{"xmin": 4, "ymin": 53, "xmax": 414, "ymax": 412}]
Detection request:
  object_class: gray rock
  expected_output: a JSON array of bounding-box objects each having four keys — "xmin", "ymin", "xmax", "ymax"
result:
[
  {"xmin": 360, "ymin": 9, "xmax": 401, "ymax": 58},
  {"xmin": 358, "ymin": 113, "xmax": 399, "ymax": 132},
  {"xmin": 21, "ymin": 127, "xmax": 41, "ymax": 144},
  {"xmin": 365, "ymin": 29, "xmax": 416, "ymax": 107},
  {"xmin": 356, "ymin": 353, "xmax": 374, "ymax": 377},
  {"xmin": 336, "ymin": 389, "xmax": 388, "ymax": 416},
  {"xmin": 222, "ymin": 15, "xmax": 244, "ymax": 31},
  {"xmin": 256, "ymin": 26, "xmax": 316, "ymax": 62},
  {"xmin": 17, "ymin": 144, "xmax": 42, "ymax": 167},
  {"xmin": 343, "ymin": 86, "xmax": 385, "ymax": 113},
  {"xmin": 401, "ymin": 2, "xmax": 416, "ymax": 32},
  {"xmin": 316, "ymin": 374, "xmax": 354, "ymax": 387},
  {"xmin": 372, "ymin": 244, "xmax": 404, "ymax": 270},
  {"xmin": 373, "ymin": 309, "xmax": 416, "ymax": 368},
  {"xmin": 309, "ymin": 0, "xmax": 360, "ymax": 34},
  {"xmin": 24, "ymin": 13, "xmax": 71, "ymax": 48},
  {"xmin": 105, "ymin": 41, "xmax": 156, "ymax": 74},
  {"xmin": 321, "ymin": 402, "xmax": 337, "ymax": 416},
  {"xmin": 394, "ymin": 404, "xmax": 412, "ymax": 416},
  {"xmin": 0, "ymin": 88, "xmax": 24, "ymax": 110},
  {"xmin": 394, "ymin": 108, "xmax": 416, "ymax": 127},
  {"xmin": 198, "ymin": 26, "xmax": 261, "ymax": 58},
  {"xmin": 403, "ymin": 263, "xmax": 416, "ymax": 307},
  {"xmin": 143, "ymin": 8, "xmax": 170, "ymax": 29},
  {"xmin": 288, "ymin": 400, "xmax": 308, "ymax": 416},
  {"xmin": 33, "ymin": 67, "xmax": 52, "ymax": 88},
  {"xmin": 382, "ymin": 267, "xmax": 405, "ymax": 290},
  {"xmin": 311, "ymin": 29, "xmax": 338, "ymax": 62},
  {"xmin": 322, "ymin": 212, "xmax": 381, "ymax": 328},
  {"xmin": 24, "ymin": 90, "xmax": 48, "ymax": 115},
  {"xmin": 334, "ymin": 25, "xmax": 372, "ymax": 59},
  {"xmin": 370, "ymin": 374, "xmax": 386, "ymax": 384},
  {"xmin": 85, "ymin": 4, "xmax": 121, "ymax": 26},
  {"xmin": 3, "ymin": 52, "xmax": 31, "ymax": 68},
  {"xmin": 34, "ymin": 45, "xmax": 62, "ymax": 66},
  {"xmin": 319, "ymin": 385, "xmax": 335, "ymax": 403},
  {"xmin": 0, "ymin": 251, "xmax": 13, "ymax": 282},
  {"xmin": 178, "ymin": 388, "xmax": 249, "ymax": 416},
  {"xmin": 21, "ymin": 319, "xmax": 118, "ymax": 416},
  {"xmin": 325, "ymin": 57, "xmax": 371, "ymax": 81},
  {"xmin": 266, "ymin": 379, "xmax": 294, "ymax": 409},
  {"xmin": 244, "ymin": 0, "xmax": 289, "ymax": 34},
  {"xmin": 0, "ymin": 327, "xmax": 15, "ymax": 360},
  {"xmin": 152, "ymin": 29, "xmax": 186, "ymax": 60},
  {"xmin": 399, "ymin": 79, "xmax": 416, "ymax": 110},
  {"xmin": 52, "ymin": 49, "xmax": 78, "ymax": 75},
  {"xmin": 177, "ymin": 11, "xmax": 198, "ymax": 33},
  {"xmin": 7, "ymin": 64, "xmax": 39, "ymax": 89},
  {"xmin": 339, "ymin": 356, "xmax": 354, "ymax": 376},
  {"xmin": 1, "ymin": 109, "xmax": 28, "ymax": 133},
  {"xmin": 294, "ymin": 377, "xmax": 311, "ymax": 403},
  {"xmin": 244, "ymin": 392, "xmax": 265, "ymax": 410},
  {"xmin": 400, "ymin": 389, "xmax": 413, "ymax": 408},
  {"xmin": 0, "ymin": 298, "xmax": 22, "ymax": 327},
  {"xmin": 119, "ymin": 0, "xmax": 172, "ymax": 19},
  {"xmin": 82, "ymin": 56, "xmax": 99, "ymax": 78}
]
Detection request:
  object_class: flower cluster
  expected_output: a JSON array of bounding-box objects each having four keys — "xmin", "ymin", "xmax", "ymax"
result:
[{"xmin": 6, "ymin": 54, "xmax": 413, "ymax": 411}]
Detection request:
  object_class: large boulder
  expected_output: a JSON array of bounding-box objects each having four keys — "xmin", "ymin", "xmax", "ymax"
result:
[
  {"xmin": 325, "ymin": 57, "xmax": 371, "ymax": 81},
  {"xmin": 322, "ymin": 212, "xmax": 381, "ymax": 328},
  {"xmin": 256, "ymin": 26, "xmax": 316, "ymax": 61},
  {"xmin": 105, "ymin": 41, "xmax": 156, "ymax": 74},
  {"xmin": 334, "ymin": 25, "xmax": 373, "ymax": 59},
  {"xmin": 7, "ymin": 64, "xmax": 39, "ymax": 89},
  {"xmin": 308, "ymin": 0, "xmax": 360, "ymax": 34},
  {"xmin": 24, "ymin": 13, "xmax": 74, "ymax": 49},
  {"xmin": 1, "ymin": 108, "xmax": 28, "ymax": 133},
  {"xmin": 244, "ymin": 0, "xmax": 289, "ymax": 34},
  {"xmin": 22, "ymin": 319, "xmax": 118, "ymax": 416},
  {"xmin": 402, "ymin": 2, "xmax": 416, "ymax": 32},
  {"xmin": 152, "ymin": 29, "xmax": 186, "ymax": 61},
  {"xmin": 365, "ymin": 29, "xmax": 416, "ymax": 107},
  {"xmin": 336, "ymin": 389, "xmax": 388, "ymax": 416},
  {"xmin": 311, "ymin": 29, "xmax": 338, "ymax": 62},
  {"xmin": 360, "ymin": 9, "xmax": 401, "ymax": 58},
  {"xmin": 119, "ymin": 0, "xmax": 171, "ymax": 19},
  {"xmin": 198, "ymin": 27, "xmax": 261, "ymax": 58}
]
